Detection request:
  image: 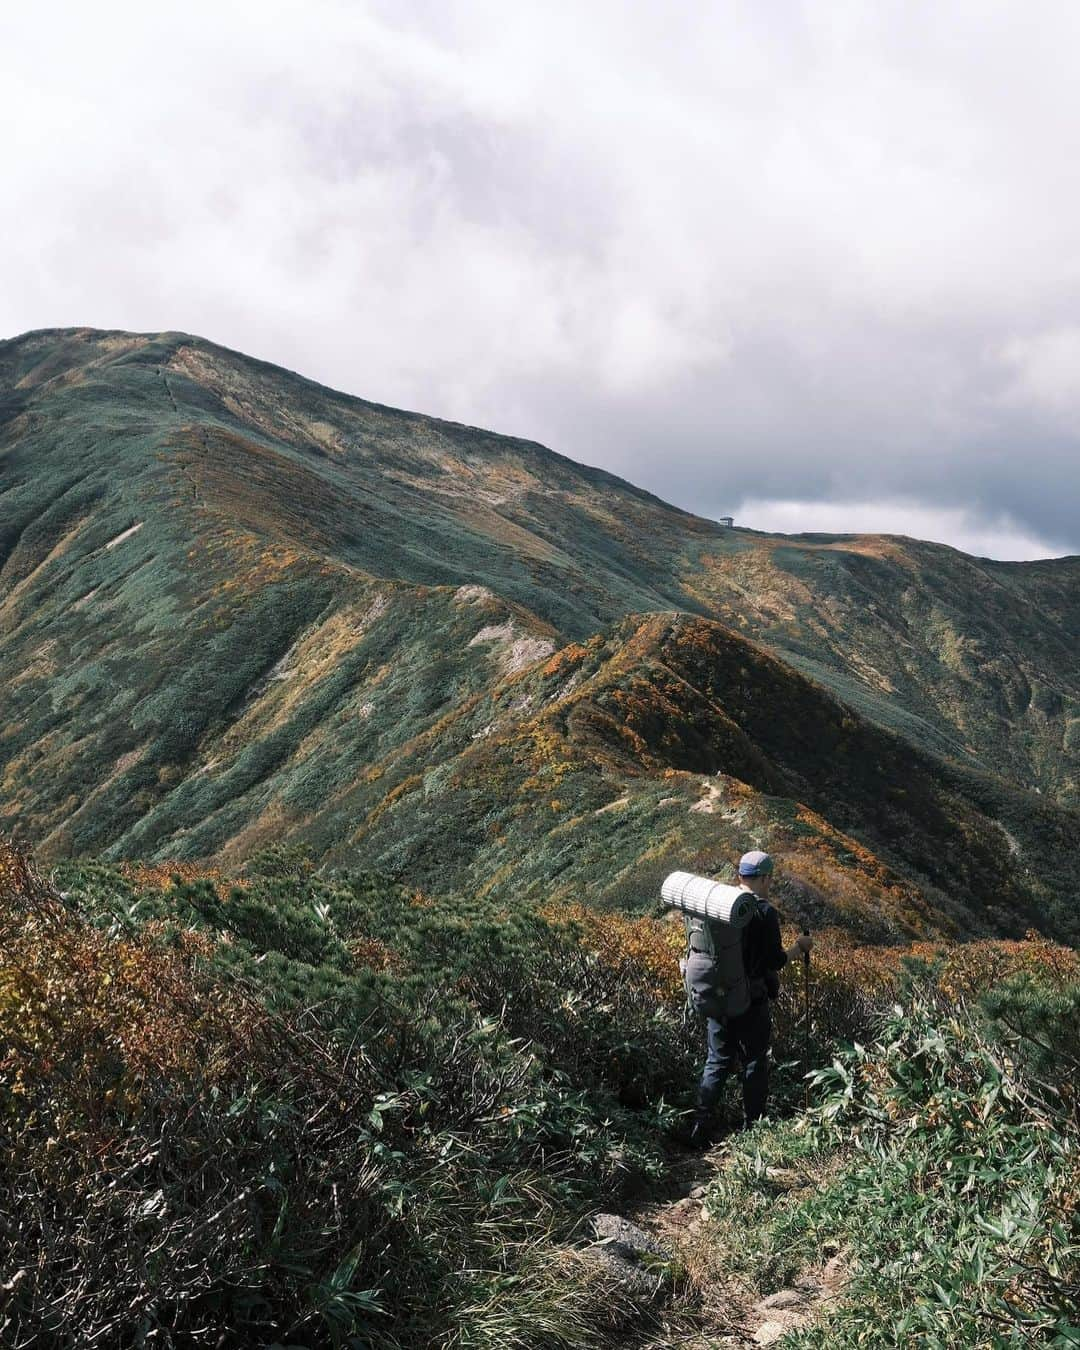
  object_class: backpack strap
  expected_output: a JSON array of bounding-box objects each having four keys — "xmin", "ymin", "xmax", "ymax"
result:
[{"xmin": 742, "ymin": 895, "xmax": 772, "ymax": 1003}]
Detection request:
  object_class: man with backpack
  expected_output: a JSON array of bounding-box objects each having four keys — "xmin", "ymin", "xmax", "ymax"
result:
[{"xmin": 683, "ymin": 850, "xmax": 812, "ymax": 1147}]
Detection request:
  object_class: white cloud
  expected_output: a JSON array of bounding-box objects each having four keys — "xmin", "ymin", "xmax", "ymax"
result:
[
  {"xmin": 735, "ymin": 499, "xmax": 1065, "ymax": 562},
  {"xmin": 2, "ymin": 0, "xmax": 1079, "ymax": 556}
]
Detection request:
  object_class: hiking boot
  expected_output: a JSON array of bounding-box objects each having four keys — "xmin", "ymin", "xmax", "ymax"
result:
[
  {"xmin": 688, "ymin": 1118, "xmax": 716, "ymax": 1150},
  {"xmin": 671, "ymin": 1115, "xmax": 718, "ymax": 1151}
]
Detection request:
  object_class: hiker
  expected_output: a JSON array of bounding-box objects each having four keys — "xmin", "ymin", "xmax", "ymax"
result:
[{"xmin": 685, "ymin": 850, "xmax": 811, "ymax": 1146}]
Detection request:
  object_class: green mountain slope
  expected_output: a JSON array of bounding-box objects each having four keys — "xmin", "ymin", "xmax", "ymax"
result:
[{"xmin": 1, "ymin": 327, "xmax": 1077, "ymax": 939}]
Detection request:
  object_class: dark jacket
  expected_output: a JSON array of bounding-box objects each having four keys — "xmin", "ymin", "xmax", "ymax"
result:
[{"xmin": 742, "ymin": 893, "xmax": 787, "ymax": 1001}]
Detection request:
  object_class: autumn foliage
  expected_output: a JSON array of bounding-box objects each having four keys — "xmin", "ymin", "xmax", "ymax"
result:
[
  {"xmin": 0, "ymin": 842, "xmax": 693, "ymax": 1347},
  {"xmin": 2, "ymin": 838, "xmax": 1077, "ymax": 1348}
]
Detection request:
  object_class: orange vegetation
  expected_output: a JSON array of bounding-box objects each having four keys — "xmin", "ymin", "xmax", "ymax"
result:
[
  {"xmin": 542, "ymin": 900, "xmax": 684, "ymax": 1001},
  {"xmin": 541, "ymin": 892, "xmax": 1077, "ymax": 1015},
  {"xmin": 120, "ymin": 860, "xmax": 240, "ymax": 899},
  {"xmin": 805, "ymin": 925, "xmax": 1079, "ymax": 1001},
  {"xmin": 1, "ymin": 846, "xmax": 262, "ymax": 1126},
  {"xmin": 541, "ymin": 642, "xmax": 589, "ymax": 679},
  {"xmin": 347, "ymin": 934, "xmax": 404, "ymax": 973}
]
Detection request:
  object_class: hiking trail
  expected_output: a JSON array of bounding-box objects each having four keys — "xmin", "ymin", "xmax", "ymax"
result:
[{"xmin": 606, "ymin": 1138, "xmax": 849, "ymax": 1347}]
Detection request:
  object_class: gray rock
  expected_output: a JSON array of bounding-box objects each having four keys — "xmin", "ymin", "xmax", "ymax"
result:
[
  {"xmin": 823, "ymin": 1253, "xmax": 848, "ymax": 1287},
  {"xmin": 586, "ymin": 1213, "xmax": 672, "ymax": 1301},
  {"xmin": 590, "ymin": 1212, "xmax": 669, "ymax": 1260},
  {"xmin": 754, "ymin": 1322, "xmax": 788, "ymax": 1346},
  {"xmin": 759, "ymin": 1288, "xmax": 807, "ymax": 1311}
]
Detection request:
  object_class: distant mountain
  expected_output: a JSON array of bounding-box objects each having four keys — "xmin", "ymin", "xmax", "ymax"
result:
[{"xmin": 2, "ymin": 328, "xmax": 1077, "ymax": 939}]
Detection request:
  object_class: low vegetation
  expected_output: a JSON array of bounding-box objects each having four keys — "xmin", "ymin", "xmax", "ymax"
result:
[
  {"xmin": 1, "ymin": 842, "xmax": 691, "ymax": 1347},
  {"xmin": 2, "ymin": 839, "xmax": 1077, "ymax": 1347},
  {"xmin": 697, "ymin": 968, "xmax": 1079, "ymax": 1347}
]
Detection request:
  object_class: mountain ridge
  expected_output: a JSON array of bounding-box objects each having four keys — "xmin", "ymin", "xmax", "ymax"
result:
[{"xmin": 2, "ymin": 327, "xmax": 1077, "ymax": 940}]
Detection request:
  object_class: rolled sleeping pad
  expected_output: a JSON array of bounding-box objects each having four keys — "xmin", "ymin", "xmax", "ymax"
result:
[
  {"xmin": 661, "ymin": 871, "xmax": 755, "ymax": 927},
  {"xmin": 664, "ymin": 871, "xmax": 753, "ymax": 1019}
]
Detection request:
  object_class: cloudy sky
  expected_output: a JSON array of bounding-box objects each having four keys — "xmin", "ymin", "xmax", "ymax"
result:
[{"xmin": 4, "ymin": 1, "xmax": 1080, "ymax": 558}]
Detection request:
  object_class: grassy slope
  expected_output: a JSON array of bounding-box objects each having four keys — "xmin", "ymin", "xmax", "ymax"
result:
[{"xmin": 1, "ymin": 328, "xmax": 1078, "ymax": 939}]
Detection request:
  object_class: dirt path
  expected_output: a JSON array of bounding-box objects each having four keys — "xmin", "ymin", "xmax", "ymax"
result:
[{"xmin": 612, "ymin": 1139, "xmax": 848, "ymax": 1348}]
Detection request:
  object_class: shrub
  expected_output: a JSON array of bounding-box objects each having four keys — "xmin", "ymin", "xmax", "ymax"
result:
[
  {"xmin": 698, "ymin": 984, "xmax": 1080, "ymax": 1348},
  {"xmin": 7, "ymin": 839, "xmax": 1076, "ymax": 1347},
  {"xmin": 2, "ymin": 843, "xmax": 687, "ymax": 1347}
]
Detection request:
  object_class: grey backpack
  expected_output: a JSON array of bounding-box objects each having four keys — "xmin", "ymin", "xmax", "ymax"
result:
[{"xmin": 681, "ymin": 913, "xmax": 751, "ymax": 1021}]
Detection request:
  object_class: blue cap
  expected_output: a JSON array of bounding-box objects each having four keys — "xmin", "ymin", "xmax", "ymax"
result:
[{"xmin": 738, "ymin": 850, "xmax": 774, "ymax": 877}]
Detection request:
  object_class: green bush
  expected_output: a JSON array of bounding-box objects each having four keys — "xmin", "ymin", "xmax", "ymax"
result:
[{"xmin": 701, "ymin": 983, "xmax": 1080, "ymax": 1348}]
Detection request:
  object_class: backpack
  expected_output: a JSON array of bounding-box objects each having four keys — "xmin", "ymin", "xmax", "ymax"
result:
[
  {"xmin": 661, "ymin": 871, "xmax": 757, "ymax": 1022},
  {"xmin": 681, "ymin": 911, "xmax": 751, "ymax": 1021}
]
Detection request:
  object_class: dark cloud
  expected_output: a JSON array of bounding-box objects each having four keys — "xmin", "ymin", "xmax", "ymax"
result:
[{"xmin": 3, "ymin": 1, "xmax": 1078, "ymax": 557}]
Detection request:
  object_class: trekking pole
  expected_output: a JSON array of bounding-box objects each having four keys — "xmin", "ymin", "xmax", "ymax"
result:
[{"xmin": 802, "ymin": 928, "xmax": 811, "ymax": 1109}]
